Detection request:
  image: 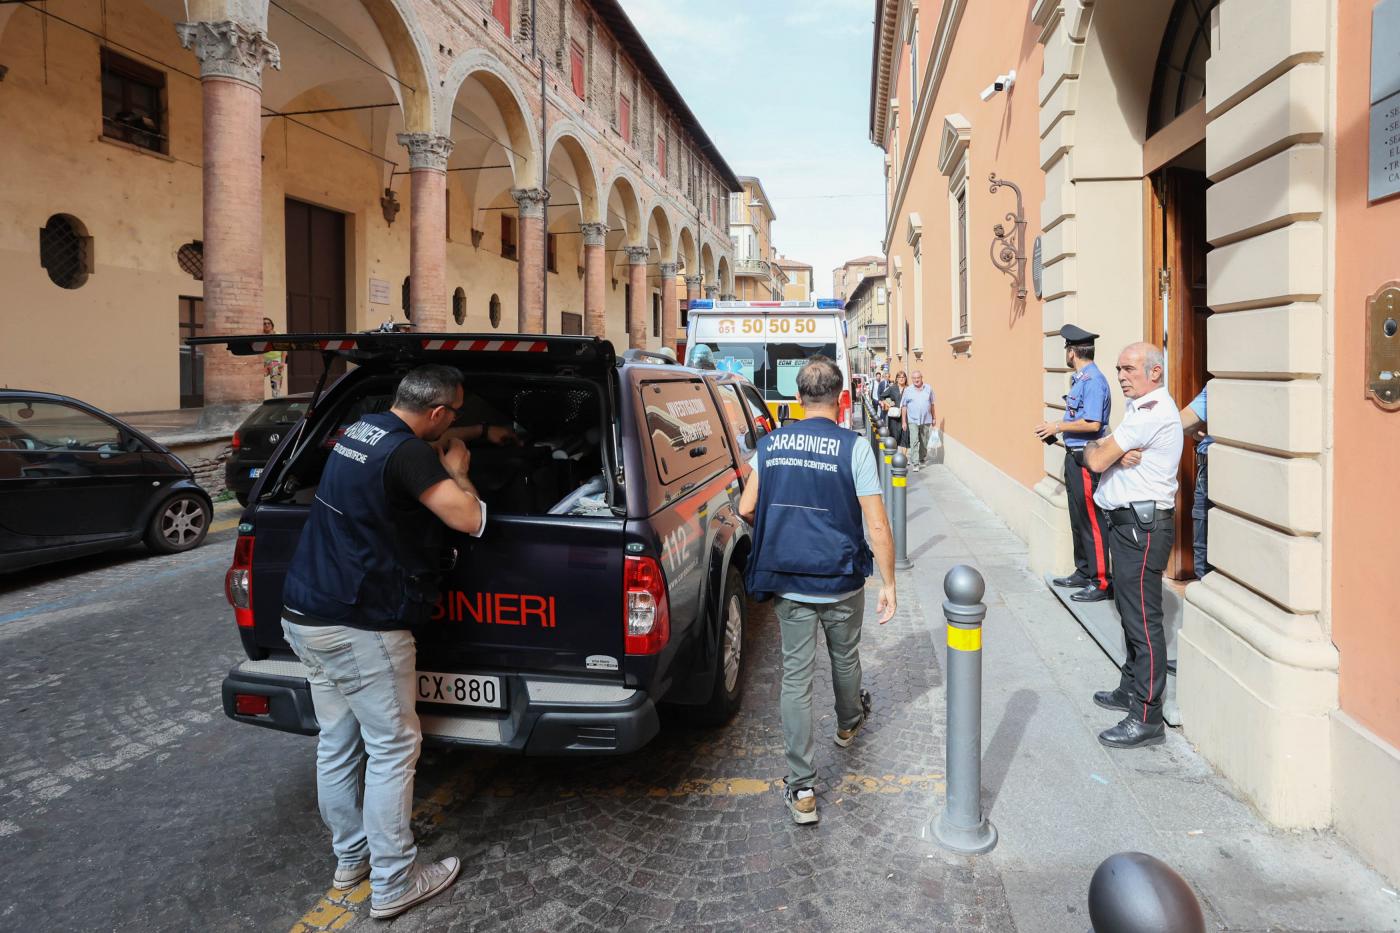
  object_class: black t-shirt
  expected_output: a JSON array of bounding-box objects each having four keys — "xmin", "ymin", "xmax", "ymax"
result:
[{"xmin": 384, "ymin": 437, "xmax": 451, "ymax": 510}]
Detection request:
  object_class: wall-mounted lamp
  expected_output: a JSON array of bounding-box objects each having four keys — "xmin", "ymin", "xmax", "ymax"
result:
[
  {"xmin": 470, "ymin": 228, "xmax": 484, "ymax": 249},
  {"xmin": 988, "ymin": 173, "xmax": 1027, "ymax": 299},
  {"xmin": 380, "ymin": 188, "xmax": 400, "ymax": 225}
]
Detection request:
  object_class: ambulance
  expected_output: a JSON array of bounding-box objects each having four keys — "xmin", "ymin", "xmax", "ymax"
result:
[{"xmin": 684, "ymin": 299, "xmax": 853, "ymax": 427}]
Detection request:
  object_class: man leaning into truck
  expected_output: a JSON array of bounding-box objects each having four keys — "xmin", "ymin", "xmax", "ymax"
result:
[
  {"xmin": 739, "ymin": 356, "xmax": 898, "ymax": 826},
  {"xmin": 279, "ymin": 365, "xmax": 487, "ymax": 920}
]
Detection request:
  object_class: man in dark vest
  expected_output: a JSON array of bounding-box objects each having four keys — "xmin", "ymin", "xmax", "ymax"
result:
[
  {"xmin": 739, "ymin": 356, "xmax": 897, "ymax": 826},
  {"xmin": 280, "ymin": 364, "xmax": 486, "ymax": 920}
]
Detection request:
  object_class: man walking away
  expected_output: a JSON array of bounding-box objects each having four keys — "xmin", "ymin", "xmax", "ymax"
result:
[
  {"xmin": 739, "ymin": 357, "xmax": 898, "ymax": 826},
  {"xmin": 1083, "ymin": 343, "xmax": 1182, "ymax": 750},
  {"xmin": 1036, "ymin": 325, "xmax": 1113, "ymax": 602},
  {"xmin": 280, "ymin": 365, "xmax": 488, "ymax": 919},
  {"xmin": 1180, "ymin": 387, "xmax": 1213, "ymax": 579},
  {"xmin": 900, "ymin": 371, "xmax": 936, "ymax": 470}
]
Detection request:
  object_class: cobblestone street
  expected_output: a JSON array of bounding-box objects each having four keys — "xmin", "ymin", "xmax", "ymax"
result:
[{"xmin": 6, "ymin": 463, "xmax": 1400, "ymax": 931}]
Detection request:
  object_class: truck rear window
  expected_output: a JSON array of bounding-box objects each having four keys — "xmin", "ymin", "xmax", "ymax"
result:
[{"xmin": 641, "ymin": 379, "xmax": 727, "ymax": 485}]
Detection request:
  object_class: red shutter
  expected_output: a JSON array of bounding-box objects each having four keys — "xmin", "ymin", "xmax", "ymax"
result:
[
  {"xmin": 492, "ymin": 0, "xmax": 510, "ymax": 31},
  {"xmin": 570, "ymin": 41, "xmax": 585, "ymax": 98},
  {"xmin": 619, "ymin": 95, "xmax": 631, "ymax": 143},
  {"xmin": 657, "ymin": 134, "xmax": 667, "ymax": 177}
]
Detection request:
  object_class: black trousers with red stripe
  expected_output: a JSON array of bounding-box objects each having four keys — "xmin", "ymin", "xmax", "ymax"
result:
[
  {"xmin": 1063, "ymin": 449, "xmax": 1111, "ymax": 590},
  {"xmin": 1109, "ymin": 517, "xmax": 1174, "ymax": 725}
]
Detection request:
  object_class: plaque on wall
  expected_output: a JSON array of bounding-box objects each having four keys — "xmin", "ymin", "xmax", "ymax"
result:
[
  {"xmin": 1371, "ymin": 0, "xmax": 1400, "ymax": 201},
  {"xmin": 369, "ymin": 277, "xmax": 392, "ymax": 305}
]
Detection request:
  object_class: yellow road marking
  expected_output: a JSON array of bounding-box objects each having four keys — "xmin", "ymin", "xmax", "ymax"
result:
[
  {"xmin": 209, "ymin": 517, "xmax": 240, "ymax": 534},
  {"xmin": 288, "ymin": 768, "xmax": 944, "ymax": 931},
  {"xmin": 948, "ymin": 625, "xmax": 982, "ymax": 652}
]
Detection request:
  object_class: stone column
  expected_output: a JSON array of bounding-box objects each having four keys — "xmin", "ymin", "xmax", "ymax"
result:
[
  {"xmin": 659, "ymin": 262, "xmax": 679, "ymax": 353},
  {"xmin": 396, "ymin": 133, "xmax": 453, "ymax": 331},
  {"xmin": 704, "ymin": 285, "xmax": 719, "ymax": 300},
  {"xmin": 685, "ymin": 274, "xmax": 702, "ymax": 305},
  {"xmin": 512, "ymin": 188, "xmax": 549, "ymax": 333},
  {"xmin": 176, "ymin": 19, "xmax": 279, "ymax": 429},
  {"xmin": 625, "ymin": 245, "xmax": 650, "ymax": 349},
  {"xmin": 581, "ymin": 222, "xmax": 608, "ymax": 338}
]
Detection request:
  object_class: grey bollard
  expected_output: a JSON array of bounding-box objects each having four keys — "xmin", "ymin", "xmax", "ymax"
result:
[
  {"xmin": 891, "ymin": 453, "xmax": 912, "ymax": 569},
  {"xmin": 881, "ymin": 431, "xmax": 895, "ymax": 500},
  {"xmin": 930, "ymin": 565, "xmax": 998, "ymax": 854},
  {"xmin": 1087, "ymin": 852, "xmax": 1205, "ymax": 933}
]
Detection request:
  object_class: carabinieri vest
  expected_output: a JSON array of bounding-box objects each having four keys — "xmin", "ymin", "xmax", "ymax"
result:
[
  {"xmin": 283, "ymin": 411, "xmax": 445, "ymax": 630},
  {"xmin": 747, "ymin": 416, "xmax": 874, "ymax": 599}
]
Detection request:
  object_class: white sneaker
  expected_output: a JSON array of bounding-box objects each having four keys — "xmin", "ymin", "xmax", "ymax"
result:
[
  {"xmin": 369, "ymin": 857, "xmax": 461, "ymax": 920},
  {"xmin": 332, "ymin": 860, "xmax": 370, "ymax": 890}
]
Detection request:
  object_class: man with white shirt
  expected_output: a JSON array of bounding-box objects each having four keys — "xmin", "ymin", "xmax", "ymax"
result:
[{"xmin": 1083, "ymin": 343, "xmax": 1182, "ymax": 750}]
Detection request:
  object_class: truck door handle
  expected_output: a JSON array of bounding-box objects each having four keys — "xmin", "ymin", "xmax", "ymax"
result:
[{"xmin": 689, "ymin": 446, "xmax": 708, "ymax": 458}]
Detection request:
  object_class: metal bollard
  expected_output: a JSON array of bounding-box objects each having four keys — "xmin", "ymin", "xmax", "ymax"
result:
[
  {"xmin": 1087, "ymin": 852, "xmax": 1205, "ymax": 933},
  {"xmin": 930, "ymin": 565, "xmax": 998, "ymax": 854},
  {"xmin": 881, "ymin": 431, "xmax": 895, "ymax": 501},
  {"xmin": 891, "ymin": 453, "xmax": 911, "ymax": 569}
]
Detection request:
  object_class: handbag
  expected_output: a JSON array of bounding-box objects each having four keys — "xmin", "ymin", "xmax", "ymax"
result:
[{"xmin": 889, "ymin": 406, "xmax": 902, "ymax": 420}]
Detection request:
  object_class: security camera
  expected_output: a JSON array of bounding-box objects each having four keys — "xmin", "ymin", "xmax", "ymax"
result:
[
  {"xmin": 979, "ymin": 69, "xmax": 1017, "ymax": 101},
  {"xmin": 979, "ymin": 83, "xmax": 997, "ymax": 102}
]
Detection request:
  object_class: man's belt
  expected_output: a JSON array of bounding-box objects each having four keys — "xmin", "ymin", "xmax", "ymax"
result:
[{"xmin": 1106, "ymin": 506, "xmax": 1174, "ymax": 526}]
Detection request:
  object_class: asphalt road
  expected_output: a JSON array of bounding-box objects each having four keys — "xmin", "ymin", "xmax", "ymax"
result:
[{"xmin": 0, "ymin": 528, "xmax": 1009, "ymax": 933}]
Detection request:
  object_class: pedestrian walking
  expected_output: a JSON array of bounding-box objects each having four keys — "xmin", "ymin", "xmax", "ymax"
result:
[
  {"xmin": 889, "ymin": 370, "xmax": 910, "ymax": 457},
  {"xmin": 1180, "ymin": 387, "xmax": 1213, "ymax": 579},
  {"xmin": 875, "ymin": 371, "xmax": 899, "ymax": 433},
  {"xmin": 1083, "ymin": 343, "xmax": 1182, "ymax": 750},
  {"xmin": 262, "ymin": 317, "xmax": 287, "ymax": 398},
  {"xmin": 899, "ymin": 371, "xmax": 936, "ymax": 470},
  {"xmin": 1036, "ymin": 325, "xmax": 1113, "ymax": 601},
  {"xmin": 279, "ymin": 365, "xmax": 488, "ymax": 919},
  {"xmin": 738, "ymin": 356, "xmax": 898, "ymax": 826}
]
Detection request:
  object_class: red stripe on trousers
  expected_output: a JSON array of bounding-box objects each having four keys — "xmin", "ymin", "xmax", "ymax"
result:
[
  {"xmin": 1080, "ymin": 467, "xmax": 1109, "ymax": 590},
  {"xmin": 1141, "ymin": 531, "xmax": 1155, "ymax": 722}
]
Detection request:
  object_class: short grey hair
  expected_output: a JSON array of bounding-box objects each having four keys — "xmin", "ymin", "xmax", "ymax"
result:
[
  {"xmin": 393, "ymin": 364, "xmax": 462, "ymax": 413},
  {"xmin": 1142, "ymin": 344, "xmax": 1165, "ymax": 381},
  {"xmin": 795, "ymin": 356, "xmax": 843, "ymax": 405}
]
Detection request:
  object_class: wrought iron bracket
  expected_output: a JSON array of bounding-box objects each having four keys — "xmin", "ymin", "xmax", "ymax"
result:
[{"xmin": 988, "ymin": 173, "xmax": 1027, "ymax": 299}]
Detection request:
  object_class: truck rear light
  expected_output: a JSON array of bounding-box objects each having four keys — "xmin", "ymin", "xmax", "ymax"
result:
[
  {"xmin": 623, "ymin": 555, "xmax": 670, "ymax": 655},
  {"xmin": 225, "ymin": 534, "xmax": 255, "ymax": 628},
  {"xmin": 231, "ymin": 430, "xmax": 242, "ymax": 450},
  {"xmin": 839, "ymin": 389, "xmax": 852, "ymax": 429},
  {"xmin": 234, "ymin": 693, "xmax": 270, "ymax": 716}
]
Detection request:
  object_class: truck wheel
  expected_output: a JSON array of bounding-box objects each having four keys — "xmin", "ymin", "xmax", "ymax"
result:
[
  {"xmin": 144, "ymin": 493, "xmax": 211, "ymax": 555},
  {"xmin": 694, "ymin": 567, "xmax": 746, "ymax": 725}
]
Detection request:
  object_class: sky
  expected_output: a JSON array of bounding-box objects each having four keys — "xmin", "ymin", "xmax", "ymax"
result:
[{"xmin": 624, "ymin": 0, "xmax": 887, "ymax": 296}]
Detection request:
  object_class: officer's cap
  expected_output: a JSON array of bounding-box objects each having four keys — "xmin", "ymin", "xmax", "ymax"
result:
[{"xmin": 1059, "ymin": 324, "xmax": 1099, "ymax": 347}]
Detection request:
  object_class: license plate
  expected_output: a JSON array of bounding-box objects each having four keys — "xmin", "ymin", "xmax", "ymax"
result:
[
  {"xmin": 249, "ymin": 467, "xmax": 263, "ymax": 478},
  {"xmin": 415, "ymin": 671, "xmax": 504, "ymax": 709}
]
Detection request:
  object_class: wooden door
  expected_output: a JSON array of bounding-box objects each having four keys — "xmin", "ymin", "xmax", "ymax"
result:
[
  {"xmin": 284, "ymin": 199, "xmax": 346, "ymax": 395},
  {"xmin": 1146, "ymin": 169, "xmax": 1209, "ymax": 580}
]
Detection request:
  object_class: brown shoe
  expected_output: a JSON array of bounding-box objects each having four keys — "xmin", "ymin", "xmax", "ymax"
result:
[{"xmin": 835, "ymin": 690, "xmax": 873, "ymax": 748}]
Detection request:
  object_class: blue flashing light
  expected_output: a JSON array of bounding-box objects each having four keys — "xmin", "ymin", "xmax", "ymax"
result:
[
  {"xmin": 690, "ymin": 299, "xmax": 715, "ymax": 309},
  {"xmin": 816, "ymin": 298, "xmax": 845, "ymax": 309}
]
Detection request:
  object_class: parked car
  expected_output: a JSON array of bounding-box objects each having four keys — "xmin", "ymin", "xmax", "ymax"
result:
[
  {"xmin": 0, "ymin": 390, "xmax": 213, "ymax": 573},
  {"xmin": 225, "ymin": 393, "xmax": 312, "ymax": 506},
  {"xmin": 196, "ymin": 333, "xmax": 774, "ymax": 754}
]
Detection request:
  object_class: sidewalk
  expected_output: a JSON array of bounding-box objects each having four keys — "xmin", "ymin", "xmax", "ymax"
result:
[{"xmin": 901, "ymin": 462, "xmax": 1400, "ymax": 932}]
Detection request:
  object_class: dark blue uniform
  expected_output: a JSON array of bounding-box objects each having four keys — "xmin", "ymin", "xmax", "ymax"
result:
[{"xmin": 1062, "ymin": 363, "xmax": 1112, "ymax": 591}]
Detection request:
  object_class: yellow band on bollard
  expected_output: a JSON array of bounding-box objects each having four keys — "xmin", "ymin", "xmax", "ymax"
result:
[
  {"xmin": 947, "ymin": 625, "xmax": 982, "ymax": 652},
  {"xmin": 893, "ymin": 477, "xmax": 907, "ymax": 487},
  {"xmin": 884, "ymin": 456, "xmax": 892, "ymax": 464}
]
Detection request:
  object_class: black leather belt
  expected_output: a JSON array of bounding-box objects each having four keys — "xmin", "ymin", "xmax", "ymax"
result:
[{"xmin": 1107, "ymin": 507, "xmax": 1174, "ymax": 526}]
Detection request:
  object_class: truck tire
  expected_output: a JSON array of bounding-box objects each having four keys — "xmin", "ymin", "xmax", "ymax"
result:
[
  {"xmin": 693, "ymin": 567, "xmax": 747, "ymax": 725},
  {"xmin": 143, "ymin": 492, "xmax": 211, "ymax": 555}
]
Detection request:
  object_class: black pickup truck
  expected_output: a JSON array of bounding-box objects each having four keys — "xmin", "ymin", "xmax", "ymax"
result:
[{"xmin": 197, "ymin": 332, "xmax": 774, "ymax": 755}]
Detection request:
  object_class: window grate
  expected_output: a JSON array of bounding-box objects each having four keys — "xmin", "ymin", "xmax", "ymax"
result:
[
  {"xmin": 177, "ymin": 241, "xmax": 203, "ymax": 280},
  {"xmin": 40, "ymin": 215, "xmax": 90, "ymax": 289}
]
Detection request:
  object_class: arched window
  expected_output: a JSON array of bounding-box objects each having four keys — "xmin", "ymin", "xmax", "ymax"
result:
[
  {"xmin": 1147, "ymin": 0, "xmax": 1219, "ymax": 135},
  {"xmin": 489, "ymin": 294, "xmax": 502, "ymax": 329},
  {"xmin": 40, "ymin": 214, "xmax": 92, "ymax": 289},
  {"xmin": 452, "ymin": 287, "xmax": 466, "ymax": 325},
  {"xmin": 177, "ymin": 241, "xmax": 203, "ymax": 281}
]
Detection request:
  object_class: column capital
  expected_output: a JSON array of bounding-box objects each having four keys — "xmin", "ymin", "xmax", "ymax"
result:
[
  {"xmin": 625, "ymin": 245, "xmax": 651, "ymax": 265},
  {"xmin": 397, "ymin": 133, "xmax": 454, "ymax": 172},
  {"xmin": 685, "ymin": 274, "xmax": 703, "ymax": 289},
  {"xmin": 580, "ymin": 222, "xmax": 609, "ymax": 246},
  {"xmin": 176, "ymin": 20, "xmax": 280, "ymax": 87},
  {"xmin": 659, "ymin": 262, "xmax": 678, "ymax": 278},
  {"xmin": 704, "ymin": 285, "xmax": 720, "ymax": 299},
  {"xmin": 511, "ymin": 187, "xmax": 550, "ymax": 219}
]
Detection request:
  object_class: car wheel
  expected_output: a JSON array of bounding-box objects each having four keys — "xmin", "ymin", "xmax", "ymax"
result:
[
  {"xmin": 694, "ymin": 567, "xmax": 746, "ymax": 725},
  {"xmin": 144, "ymin": 493, "xmax": 211, "ymax": 554}
]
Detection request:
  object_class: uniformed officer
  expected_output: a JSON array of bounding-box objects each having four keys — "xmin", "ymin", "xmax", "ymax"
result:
[
  {"xmin": 738, "ymin": 356, "xmax": 897, "ymax": 826},
  {"xmin": 1083, "ymin": 342, "xmax": 1182, "ymax": 749},
  {"xmin": 279, "ymin": 365, "xmax": 487, "ymax": 919},
  {"xmin": 1035, "ymin": 324, "xmax": 1113, "ymax": 602}
]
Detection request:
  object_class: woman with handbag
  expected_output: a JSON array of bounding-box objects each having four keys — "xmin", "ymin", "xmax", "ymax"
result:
[{"xmin": 886, "ymin": 371, "xmax": 909, "ymax": 457}]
